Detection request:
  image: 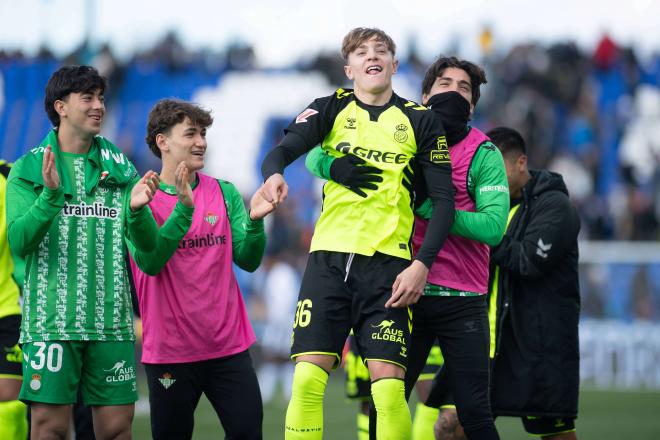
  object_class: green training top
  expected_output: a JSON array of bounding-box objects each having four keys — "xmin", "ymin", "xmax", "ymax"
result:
[
  {"xmin": 126, "ymin": 178, "xmax": 266, "ymax": 275},
  {"xmin": 7, "ymin": 131, "xmax": 158, "ymax": 343}
]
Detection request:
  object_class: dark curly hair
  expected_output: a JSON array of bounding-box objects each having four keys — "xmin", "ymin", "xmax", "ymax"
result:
[
  {"xmin": 44, "ymin": 65, "xmax": 107, "ymax": 127},
  {"xmin": 145, "ymin": 99, "xmax": 213, "ymax": 158}
]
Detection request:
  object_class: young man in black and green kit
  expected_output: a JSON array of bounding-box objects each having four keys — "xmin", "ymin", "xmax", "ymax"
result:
[
  {"xmin": 257, "ymin": 28, "xmax": 455, "ymax": 440},
  {"xmin": 6, "ymin": 65, "xmax": 160, "ymax": 439},
  {"xmin": 308, "ymin": 57, "xmax": 509, "ymax": 440},
  {"xmin": 0, "ymin": 160, "xmax": 28, "ymax": 439}
]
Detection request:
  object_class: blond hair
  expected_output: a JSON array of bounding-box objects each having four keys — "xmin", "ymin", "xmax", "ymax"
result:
[{"xmin": 341, "ymin": 27, "xmax": 396, "ymax": 61}]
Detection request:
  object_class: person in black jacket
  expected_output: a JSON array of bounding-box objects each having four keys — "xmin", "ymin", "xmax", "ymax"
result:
[{"xmin": 427, "ymin": 127, "xmax": 581, "ymax": 440}]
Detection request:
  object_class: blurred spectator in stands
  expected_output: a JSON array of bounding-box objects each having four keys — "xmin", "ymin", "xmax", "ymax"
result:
[
  {"xmin": 306, "ymin": 51, "xmax": 345, "ymax": 86},
  {"xmin": 90, "ymin": 43, "xmax": 124, "ymax": 89},
  {"xmin": 226, "ymin": 40, "xmax": 256, "ymax": 71},
  {"xmin": 255, "ymin": 248, "xmax": 299, "ymax": 403},
  {"xmin": 141, "ymin": 30, "xmax": 190, "ymax": 71}
]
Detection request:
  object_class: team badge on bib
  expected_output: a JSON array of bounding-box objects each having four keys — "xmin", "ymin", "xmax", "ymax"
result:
[{"xmin": 204, "ymin": 212, "xmax": 218, "ymax": 225}]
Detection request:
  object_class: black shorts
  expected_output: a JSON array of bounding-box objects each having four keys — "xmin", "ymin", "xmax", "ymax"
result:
[
  {"xmin": 291, "ymin": 251, "xmax": 410, "ymax": 369},
  {"xmin": 522, "ymin": 416, "xmax": 576, "ymax": 436},
  {"xmin": 345, "ymin": 334, "xmax": 442, "ymax": 400},
  {"xmin": 0, "ymin": 315, "xmax": 22, "ymax": 378}
]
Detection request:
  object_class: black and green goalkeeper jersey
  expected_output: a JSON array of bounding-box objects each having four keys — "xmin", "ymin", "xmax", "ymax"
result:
[
  {"xmin": 306, "ymin": 139, "xmax": 509, "ymax": 247},
  {"xmin": 0, "ymin": 161, "xmax": 22, "ymax": 319},
  {"xmin": 261, "ymin": 88, "xmax": 454, "ymax": 267}
]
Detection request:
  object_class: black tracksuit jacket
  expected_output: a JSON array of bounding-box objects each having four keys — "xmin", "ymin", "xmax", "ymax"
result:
[{"xmin": 490, "ymin": 169, "xmax": 581, "ymax": 418}]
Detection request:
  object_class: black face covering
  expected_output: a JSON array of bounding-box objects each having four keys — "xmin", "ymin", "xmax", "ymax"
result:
[{"xmin": 426, "ymin": 91, "xmax": 471, "ymax": 146}]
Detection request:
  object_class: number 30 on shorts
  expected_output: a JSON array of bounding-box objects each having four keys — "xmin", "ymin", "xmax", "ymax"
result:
[
  {"xmin": 293, "ymin": 299, "xmax": 313, "ymax": 328},
  {"xmin": 28, "ymin": 342, "xmax": 63, "ymax": 372}
]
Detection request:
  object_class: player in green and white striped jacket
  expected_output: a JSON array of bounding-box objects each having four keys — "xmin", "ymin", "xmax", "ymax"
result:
[{"xmin": 6, "ymin": 65, "xmax": 160, "ymax": 440}]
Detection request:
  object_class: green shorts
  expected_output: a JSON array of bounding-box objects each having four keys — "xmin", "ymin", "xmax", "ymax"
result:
[{"xmin": 19, "ymin": 340, "xmax": 138, "ymax": 406}]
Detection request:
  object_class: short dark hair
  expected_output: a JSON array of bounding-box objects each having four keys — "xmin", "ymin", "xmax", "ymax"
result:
[
  {"xmin": 44, "ymin": 65, "xmax": 107, "ymax": 127},
  {"xmin": 421, "ymin": 56, "xmax": 487, "ymax": 106},
  {"xmin": 146, "ymin": 99, "xmax": 213, "ymax": 158},
  {"xmin": 341, "ymin": 27, "xmax": 396, "ymax": 61},
  {"xmin": 487, "ymin": 126, "xmax": 527, "ymax": 157}
]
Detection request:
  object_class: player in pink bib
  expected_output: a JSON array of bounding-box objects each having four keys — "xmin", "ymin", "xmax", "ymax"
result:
[{"xmin": 127, "ymin": 99, "xmax": 275, "ymax": 439}]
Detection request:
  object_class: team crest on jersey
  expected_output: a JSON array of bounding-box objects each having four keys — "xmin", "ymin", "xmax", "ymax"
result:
[
  {"xmin": 159, "ymin": 372, "xmax": 176, "ymax": 390},
  {"xmin": 295, "ymin": 108, "xmax": 318, "ymax": 124},
  {"xmin": 204, "ymin": 212, "xmax": 218, "ymax": 225},
  {"xmin": 394, "ymin": 124, "xmax": 409, "ymax": 143},
  {"xmin": 30, "ymin": 374, "xmax": 42, "ymax": 391}
]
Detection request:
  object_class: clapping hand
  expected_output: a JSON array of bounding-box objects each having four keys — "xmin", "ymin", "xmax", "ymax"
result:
[
  {"xmin": 130, "ymin": 170, "xmax": 160, "ymax": 211},
  {"xmin": 41, "ymin": 145, "xmax": 60, "ymax": 190},
  {"xmin": 174, "ymin": 162, "xmax": 194, "ymax": 208}
]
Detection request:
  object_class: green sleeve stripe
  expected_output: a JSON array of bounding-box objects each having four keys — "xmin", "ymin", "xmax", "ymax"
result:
[{"xmin": 217, "ymin": 179, "xmax": 265, "ymax": 272}]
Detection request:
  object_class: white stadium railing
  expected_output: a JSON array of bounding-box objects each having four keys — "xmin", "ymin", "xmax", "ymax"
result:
[{"xmin": 578, "ymin": 241, "xmax": 660, "ymax": 389}]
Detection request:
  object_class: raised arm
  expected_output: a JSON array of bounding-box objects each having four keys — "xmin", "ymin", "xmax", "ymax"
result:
[{"xmin": 6, "ymin": 148, "xmax": 64, "ymax": 257}]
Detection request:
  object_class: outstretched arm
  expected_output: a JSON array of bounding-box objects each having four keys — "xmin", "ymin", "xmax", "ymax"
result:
[
  {"xmin": 222, "ymin": 181, "xmax": 267, "ymax": 272},
  {"xmin": 127, "ymin": 163, "xmax": 194, "ymax": 275}
]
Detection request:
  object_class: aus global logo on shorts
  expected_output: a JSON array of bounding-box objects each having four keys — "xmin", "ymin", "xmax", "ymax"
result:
[
  {"xmin": 104, "ymin": 360, "xmax": 136, "ymax": 383},
  {"xmin": 371, "ymin": 319, "xmax": 405, "ymax": 344}
]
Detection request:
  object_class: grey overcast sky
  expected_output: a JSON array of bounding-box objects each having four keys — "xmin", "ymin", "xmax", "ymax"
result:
[{"xmin": 1, "ymin": 0, "xmax": 658, "ymax": 65}]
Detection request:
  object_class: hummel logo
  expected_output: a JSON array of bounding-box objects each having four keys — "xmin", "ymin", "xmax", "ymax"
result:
[{"xmin": 536, "ymin": 238, "xmax": 552, "ymax": 258}]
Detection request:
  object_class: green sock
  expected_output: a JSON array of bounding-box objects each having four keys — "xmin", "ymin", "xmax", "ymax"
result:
[
  {"xmin": 0, "ymin": 400, "xmax": 28, "ymax": 440},
  {"xmin": 285, "ymin": 362, "xmax": 328, "ymax": 439},
  {"xmin": 371, "ymin": 378, "xmax": 412, "ymax": 440},
  {"xmin": 412, "ymin": 402, "xmax": 439, "ymax": 440},
  {"xmin": 357, "ymin": 411, "xmax": 370, "ymax": 440}
]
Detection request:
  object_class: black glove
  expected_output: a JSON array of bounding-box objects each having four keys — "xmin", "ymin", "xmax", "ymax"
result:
[{"xmin": 329, "ymin": 154, "xmax": 383, "ymax": 197}]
